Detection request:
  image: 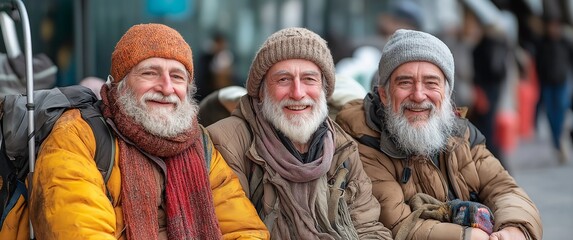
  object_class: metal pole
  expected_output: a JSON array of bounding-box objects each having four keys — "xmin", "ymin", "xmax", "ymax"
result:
[{"xmin": 13, "ymin": 0, "xmax": 34, "ymax": 239}]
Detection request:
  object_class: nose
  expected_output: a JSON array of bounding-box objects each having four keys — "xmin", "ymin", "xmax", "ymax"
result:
[
  {"xmin": 409, "ymin": 83, "xmax": 427, "ymax": 103},
  {"xmin": 155, "ymin": 71, "xmax": 175, "ymax": 96},
  {"xmin": 289, "ymin": 78, "xmax": 304, "ymax": 100}
]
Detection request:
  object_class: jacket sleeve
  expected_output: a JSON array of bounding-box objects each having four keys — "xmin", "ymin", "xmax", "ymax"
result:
[
  {"xmin": 29, "ymin": 109, "xmax": 117, "ymax": 239},
  {"xmin": 207, "ymin": 138, "xmax": 270, "ymax": 240},
  {"xmin": 345, "ymin": 149, "xmax": 393, "ymax": 239},
  {"xmin": 361, "ymin": 146, "xmax": 468, "ymax": 240},
  {"xmin": 471, "ymin": 142, "xmax": 543, "ymax": 240}
]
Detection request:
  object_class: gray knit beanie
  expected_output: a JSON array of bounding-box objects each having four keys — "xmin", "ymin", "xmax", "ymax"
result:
[
  {"xmin": 246, "ymin": 27, "xmax": 335, "ymax": 98},
  {"xmin": 378, "ymin": 29, "xmax": 454, "ymax": 93}
]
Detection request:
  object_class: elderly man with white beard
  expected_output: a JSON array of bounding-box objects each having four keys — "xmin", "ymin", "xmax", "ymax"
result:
[
  {"xmin": 335, "ymin": 29, "xmax": 542, "ymax": 240},
  {"xmin": 207, "ymin": 27, "xmax": 392, "ymax": 240},
  {"xmin": 29, "ymin": 23, "xmax": 269, "ymax": 239}
]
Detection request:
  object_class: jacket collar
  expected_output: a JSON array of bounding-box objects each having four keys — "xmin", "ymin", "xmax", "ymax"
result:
[{"xmin": 363, "ymin": 90, "xmax": 407, "ymax": 159}]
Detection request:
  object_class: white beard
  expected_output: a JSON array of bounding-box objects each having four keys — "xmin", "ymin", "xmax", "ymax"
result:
[
  {"xmin": 261, "ymin": 88, "xmax": 328, "ymax": 144},
  {"xmin": 383, "ymin": 96, "xmax": 456, "ymax": 157},
  {"xmin": 118, "ymin": 87, "xmax": 198, "ymax": 138}
]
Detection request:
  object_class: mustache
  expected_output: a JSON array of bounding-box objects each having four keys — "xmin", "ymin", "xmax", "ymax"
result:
[
  {"xmin": 277, "ymin": 98, "xmax": 316, "ymax": 107},
  {"xmin": 400, "ymin": 101, "xmax": 435, "ymax": 112},
  {"xmin": 141, "ymin": 92, "xmax": 180, "ymax": 106}
]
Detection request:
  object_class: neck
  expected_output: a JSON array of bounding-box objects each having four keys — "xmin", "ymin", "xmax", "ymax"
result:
[{"xmin": 293, "ymin": 141, "xmax": 309, "ymax": 153}]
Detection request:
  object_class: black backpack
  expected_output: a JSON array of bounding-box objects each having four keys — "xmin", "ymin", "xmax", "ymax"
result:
[{"xmin": 0, "ymin": 85, "xmax": 115, "ymax": 227}]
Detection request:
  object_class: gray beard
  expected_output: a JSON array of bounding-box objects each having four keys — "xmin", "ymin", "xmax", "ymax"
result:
[
  {"xmin": 260, "ymin": 88, "xmax": 328, "ymax": 144},
  {"xmin": 383, "ymin": 98, "xmax": 456, "ymax": 157},
  {"xmin": 118, "ymin": 87, "xmax": 199, "ymax": 138}
]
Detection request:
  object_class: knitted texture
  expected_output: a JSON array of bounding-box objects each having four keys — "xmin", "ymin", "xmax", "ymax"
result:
[
  {"xmin": 395, "ymin": 193, "xmax": 495, "ymax": 240},
  {"xmin": 100, "ymin": 84, "xmax": 222, "ymax": 239},
  {"xmin": 246, "ymin": 27, "xmax": 335, "ymax": 98},
  {"xmin": 377, "ymin": 29, "xmax": 454, "ymax": 94},
  {"xmin": 110, "ymin": 23, "xmax": 194, "ymax": 83},
  {"xmin": 448, "ymin": 199, "xmax": 495, "ymax": 235}
]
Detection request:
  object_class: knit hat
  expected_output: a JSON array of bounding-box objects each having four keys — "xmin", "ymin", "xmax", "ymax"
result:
[
  {"xmin": 246, "ymin": 27, "xmax": 336, "ymax": 98},
  {"xmin": 377, "ymin": 29, "xmax": 454, "ymax": 94},
  {"xmin": 110, "ymin": 23, "xmax": 194, "ymax": 83}
]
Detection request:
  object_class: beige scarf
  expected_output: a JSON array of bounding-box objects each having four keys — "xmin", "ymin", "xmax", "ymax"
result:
[{"xmin": 246, "ymin": 97, "xmax": 358, "ymax": 239}]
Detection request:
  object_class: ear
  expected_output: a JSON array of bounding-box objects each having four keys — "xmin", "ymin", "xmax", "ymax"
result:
[{"xmin": 377, "ymin": 86, "xmax": 388, "ymax": 105}]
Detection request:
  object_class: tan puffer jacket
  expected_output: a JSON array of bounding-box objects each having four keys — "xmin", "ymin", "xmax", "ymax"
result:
[
  {"xmin": 336, "ymin": 99, "xmax": 542, "ymax": 240},
  {"xmin": 208, "ymin": 95, "xmax": 393, "ymax": 239}
]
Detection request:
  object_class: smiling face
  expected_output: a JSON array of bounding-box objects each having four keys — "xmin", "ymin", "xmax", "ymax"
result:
[
  {"xmin": 117, "ymin": 57, "xmax": 199, "ymax": 138},
  {"xmin": 260, "ymin": 59, "xmax": 328, "ymax": 144},
  {"xmin": 379, "ymin": 61, "xmax": 447, "ymax": 126},
  {"xmin": 124, "ymin": 57, "xmax": 190, "ymax": 110},
  {"xmin": 378, "ymin": 61, "xmax": 455, "ymax": 156}
]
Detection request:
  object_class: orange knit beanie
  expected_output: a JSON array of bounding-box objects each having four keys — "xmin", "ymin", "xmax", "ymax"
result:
[{"xmin": 110, "ymin": 23, "xmax": 193, "ymax": 83}]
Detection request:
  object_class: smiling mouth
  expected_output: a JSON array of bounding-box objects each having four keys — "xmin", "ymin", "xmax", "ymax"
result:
[
  {"xmin": 407, "ymin": 108, "xmax": 428, "ymax": 112},
  {"xmin": 286, "ymin": 105, "xmax": 309, "ymax": 111},
  {"xmin": 147, "ymin": 100, "xmax": 177, "ymax": 108}
]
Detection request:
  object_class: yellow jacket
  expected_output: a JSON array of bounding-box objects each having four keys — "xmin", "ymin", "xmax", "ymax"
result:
[{"xmin": 0, "ymin": 109, "xmax": 269, "ymax": 240}]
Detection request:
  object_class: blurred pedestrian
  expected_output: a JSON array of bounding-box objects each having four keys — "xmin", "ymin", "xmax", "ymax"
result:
[
  {"xmin": 471, "ymin": 26, "xmax": 511, "ymax": 166},
  {"xmin": 534, "ymin": 14, "xmax": 573, "ymax": 164},
  {"xmin": 196, "ymin": 32, "xmax": 235, "ymax": 101}
]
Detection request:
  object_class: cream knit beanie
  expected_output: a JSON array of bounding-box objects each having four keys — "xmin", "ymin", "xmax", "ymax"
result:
[
  {"xmin": 246, "ymin": 27, "xmax": 335, "ymax": 98},
  {"xmin": 378, "ymin": 29, "xmax": 454, "ymax": 93}
]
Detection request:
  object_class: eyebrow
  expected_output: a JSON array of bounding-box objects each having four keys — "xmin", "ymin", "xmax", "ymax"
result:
[
  {"xmin": 302, "ymin": 70, "xmax": 321, "ymax": 77},
  {"xmin": 394, "ymin": 75, "xmax": 414, "ymax": 81},
  {"xmin": 394, "ymin": 74, "xmax": 442, "ymax": 81},
  {"xmin": 270, "ymin": 69, "xmax": 321, "ymax": 77},
  {"xmin": 135, "ymin": 64, "xmax": 188, "ymax": 75}
]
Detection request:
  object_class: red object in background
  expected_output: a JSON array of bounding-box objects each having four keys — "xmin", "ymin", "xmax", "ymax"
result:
[
  {"xmin": 495, "ymin": 110, "xmax": 518, "ymax": 154},
  {"xmin": 516, "ymin": 57, "xmax": 540, "ymax": 140}
]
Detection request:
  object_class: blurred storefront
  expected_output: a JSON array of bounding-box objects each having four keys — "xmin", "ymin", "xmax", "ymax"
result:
[{"xmin": 13, "ymin": 0, "xmax": 395, "ymax": 87}]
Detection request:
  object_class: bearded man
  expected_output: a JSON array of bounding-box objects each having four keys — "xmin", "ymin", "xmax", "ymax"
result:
[
  {"xmin": 207, "ymin": 27, "xmax": 392, "ymax": 240},
  {"xmin": 29, "ymin": 23, "xmax": 269, "ymax": 240},
  {"xmin": 335, "ymin": 29, "xmax": 542, "ymax": 240}
]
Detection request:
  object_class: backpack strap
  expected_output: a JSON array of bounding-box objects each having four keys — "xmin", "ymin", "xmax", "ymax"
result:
[
  {"xmin": 58, "ymin": 86, "xmax": 115, "ymax": 185},
  {"xmin": 80, "ymin": 106, "xmax": 115, "ymax": 184},
  {"xmin": 77, "ymin": 102, "xmax": 115, "ymax": 202}
]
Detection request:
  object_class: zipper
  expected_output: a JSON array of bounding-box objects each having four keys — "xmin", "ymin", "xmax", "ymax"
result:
[{"xmin": 428, "ymin": 154, "xmax": 451, "ymax": 201}]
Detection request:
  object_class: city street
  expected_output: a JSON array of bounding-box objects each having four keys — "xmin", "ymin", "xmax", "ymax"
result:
[{"xmin": 506, "ymin": 117, "xmax": 573, "ymax": 240}]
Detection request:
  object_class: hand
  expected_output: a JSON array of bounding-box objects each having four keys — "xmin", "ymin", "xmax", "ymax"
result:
[
  {"xmin": 469, "ymin": 228, "xmax": 490, "ymax": 240},
  {"xmin": 489, "ymin": 227, "xmax": 526, "ymax": 240}
]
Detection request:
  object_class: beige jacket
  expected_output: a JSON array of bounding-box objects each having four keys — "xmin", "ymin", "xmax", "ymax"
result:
[
  {"xmin": 335, "ymin": 98, "xmax": 542, "ymax": 240},
  {"xmin": 208, "ymin": 95, "xmax": 392, "ymax": 239}
]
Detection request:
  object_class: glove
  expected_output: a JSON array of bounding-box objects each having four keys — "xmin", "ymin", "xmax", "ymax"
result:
[{"xmin": 447, "ymin": 199, "xmax": 495, "ymax": 235}]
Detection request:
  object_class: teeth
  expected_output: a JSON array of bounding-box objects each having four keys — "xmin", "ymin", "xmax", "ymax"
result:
[{"xmin": 287, "ymin": 105, "xmax": 307, "ymax": 110}]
